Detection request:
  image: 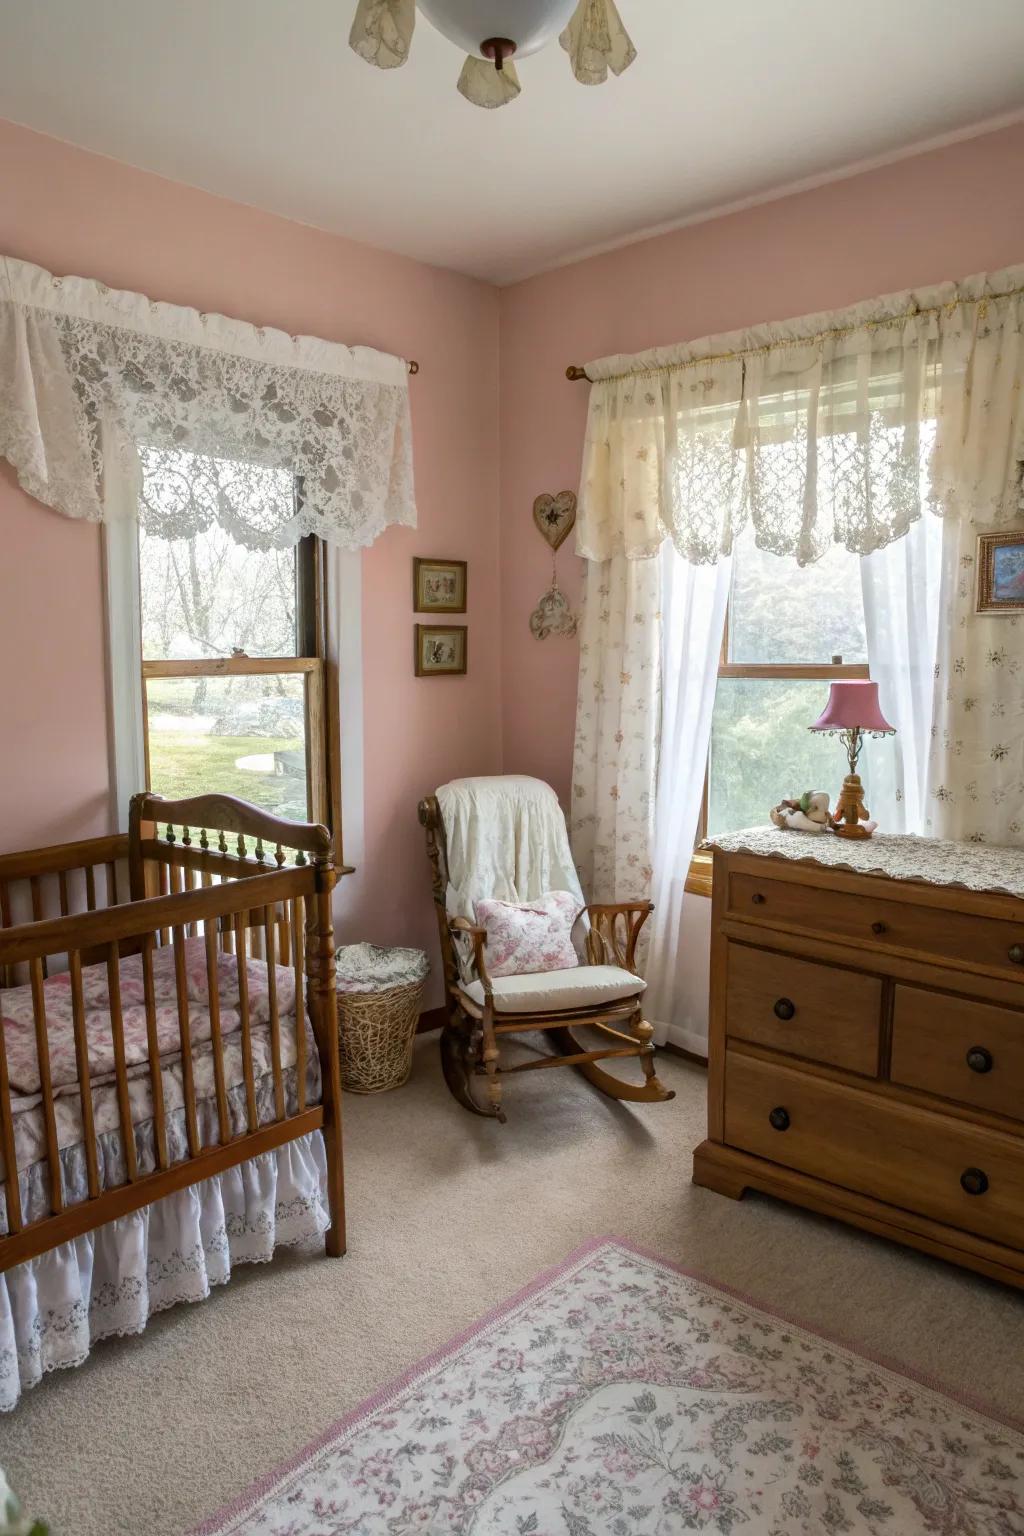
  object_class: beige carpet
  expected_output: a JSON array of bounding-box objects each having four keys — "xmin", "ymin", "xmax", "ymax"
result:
[{"xmin": 4, "ymin": 1037, "xmax": 1024, "ymax": 1535}]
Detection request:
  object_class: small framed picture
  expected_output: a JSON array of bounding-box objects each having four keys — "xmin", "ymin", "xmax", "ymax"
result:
[
  {"xmin": 415, "ymin": 624, "xmax": 467, "ymax": 677},
  {"xmin": 977, "ymin": 532, "xmax": 1024, "ymax": 613},
  {"xmin": 414, "ymin": 558, "xmax": 467, "ymax": 614}
]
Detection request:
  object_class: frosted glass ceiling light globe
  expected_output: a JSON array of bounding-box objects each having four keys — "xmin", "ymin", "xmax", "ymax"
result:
[{"xmin": 417, "ymin": 0, "xmax": 578, "ymax": 61}]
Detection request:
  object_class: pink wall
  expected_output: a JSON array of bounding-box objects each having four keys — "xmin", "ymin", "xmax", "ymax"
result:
[
  {"xmin": 498, "ymin": 122, "xmax": 1024, "ymax": 805},
  {"xmin": 2, "ymin": 116, "xmax": 1022, "ymax": 1002},
  {"xmin": 0, "ymin": 120, "xmax": 501, "ymax": 997}
]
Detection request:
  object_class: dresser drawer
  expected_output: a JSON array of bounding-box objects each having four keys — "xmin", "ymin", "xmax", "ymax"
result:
[
  {"xmin": 726, "ymin": 943, "xmax": 880, "ymax": 1075},
  {"xmin": 729, "ymin": 869, "xmax": 1024, "ymax": 980},
  {"xmin": 891, "ymin": 986, "xmax": 1024, "ymax": 1124},
  {"xmin": 724, "ymin": 1051, "xmax": 1024, "ymax": 1249}
]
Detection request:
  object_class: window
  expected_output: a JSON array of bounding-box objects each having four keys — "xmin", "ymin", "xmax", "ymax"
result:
[
  {"xmin": 135, "ymin": 447, "xmax": 336, "ymax": 833},
  {"xmin": 702, "ymin": 529, "xmax": 872, "ymax": 843}
]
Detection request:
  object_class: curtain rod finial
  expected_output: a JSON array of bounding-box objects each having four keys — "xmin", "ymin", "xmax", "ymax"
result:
[
  {"xmin": 566, "ymin": 364, "xmax": 590, "ymax": 382},
  {"xmin": 408, "ymin": 359, "xmax": 419, "ymax": 375}
]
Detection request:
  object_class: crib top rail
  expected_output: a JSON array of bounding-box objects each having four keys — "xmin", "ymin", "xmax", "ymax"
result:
[
  {"xmin": 0, "ymin": 863, "xmax": 315, "ymax": 967},
  {"xmin": 0, "ymin": 833, "xmax": 127, "ymax": 885}
]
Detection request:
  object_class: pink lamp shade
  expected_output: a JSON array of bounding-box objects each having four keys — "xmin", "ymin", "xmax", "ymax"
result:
[{"xmin": 809, "ymin": 680, "xmax": 895, "ymax": 734}]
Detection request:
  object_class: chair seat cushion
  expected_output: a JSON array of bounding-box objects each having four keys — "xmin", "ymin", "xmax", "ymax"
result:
[{"xmin": 461, "ymin": 964, "xmax": 646, "ymax": 1015}]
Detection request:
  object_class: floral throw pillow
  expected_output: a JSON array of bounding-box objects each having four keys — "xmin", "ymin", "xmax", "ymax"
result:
[{"xmin": 473, "ymin": 890, "xmax": 582, "ymax": 978}]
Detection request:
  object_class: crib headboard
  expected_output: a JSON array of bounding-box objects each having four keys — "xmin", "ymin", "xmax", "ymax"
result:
[{"xmin": 128, "ymin": 792, "xmax": 345, "ymax": 968}]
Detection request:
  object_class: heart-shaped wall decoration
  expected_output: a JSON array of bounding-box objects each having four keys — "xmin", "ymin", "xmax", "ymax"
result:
[{"xmin": 533, "ymin": 490, "xmax": 577, "ymax": 552}]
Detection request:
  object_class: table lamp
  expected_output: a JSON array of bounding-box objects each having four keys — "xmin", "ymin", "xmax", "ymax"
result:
[{"xmin": 809, "ymin": 680, "xmax": 895, "ymax": 839}]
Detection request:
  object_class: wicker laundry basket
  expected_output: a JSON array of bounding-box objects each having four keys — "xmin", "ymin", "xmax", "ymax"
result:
[{"xmin": 334, "ymin": 943, "xmax": 430, "ymax": 1093}]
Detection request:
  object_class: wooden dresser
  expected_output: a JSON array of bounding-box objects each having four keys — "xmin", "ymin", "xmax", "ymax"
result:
[{"xmin": 693, "ymin": 831, "xmax": 1024, "ymax": 1288}]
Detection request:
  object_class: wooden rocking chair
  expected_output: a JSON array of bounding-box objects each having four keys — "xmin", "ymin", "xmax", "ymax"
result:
[{"xmin": 419, "ymin": 776, "xmax": 675, "ymax": 1123}]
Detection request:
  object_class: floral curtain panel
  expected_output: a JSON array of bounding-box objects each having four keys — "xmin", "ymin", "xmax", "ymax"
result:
[{"xmin": 0, "ymin": 255, "xmax": 416, "ymax": 549}]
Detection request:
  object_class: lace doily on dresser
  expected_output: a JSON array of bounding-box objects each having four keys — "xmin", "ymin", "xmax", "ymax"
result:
[{"xmin": 702, "ymin": 827, "xmax": 1024, "ymax": 899}]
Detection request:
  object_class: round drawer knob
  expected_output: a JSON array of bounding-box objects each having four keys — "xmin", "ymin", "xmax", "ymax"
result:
[
  {"xmin": 960, "ymin": 1167, "xmax": 989, "ymax": 1197},
  {"xmin": 966, "ymin": 1045, "xmax": 994, "ymax": 1075},
  {"xmin": 773, "ymin": 997, "xmax": 796, "ymax": 1021},
  {"xmin": 768, "ymin": 1106, "xmax": 790, "ymax": 1132},
  {"xmin": 751, "ymin": 892, "xmax": 766, "ymax": 906},
  {"xmin": 871, "ymin": 920, "xmax": 887, "ymax": 935},
  {"xmin": 1008, "ymin": 944, "xmax": 1024, "ymax": 965}
]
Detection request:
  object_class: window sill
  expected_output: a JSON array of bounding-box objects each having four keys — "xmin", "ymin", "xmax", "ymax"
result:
[{"xmin": 684, "ymin": 850, "xmax": 713, "ymax": 899}]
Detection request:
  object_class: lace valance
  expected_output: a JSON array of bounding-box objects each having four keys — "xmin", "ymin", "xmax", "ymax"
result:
[
  {"xmin": 577, "ymin": 264, "xmax": 1024, "ymax": 565},
  {"xmin": 0, "ymin": 255, "xmax": 416, "ymax": 550}
]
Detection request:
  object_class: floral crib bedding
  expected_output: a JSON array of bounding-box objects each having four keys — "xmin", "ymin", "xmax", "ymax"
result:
[{"xmin": 0, "ymin": 939, "xmax": 329, "ymax": 1411}]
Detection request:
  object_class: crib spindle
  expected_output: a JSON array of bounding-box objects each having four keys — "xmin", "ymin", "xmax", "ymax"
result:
[
  {"xmin": 141, "ymin": 936, "xmax": 169, "ymax": 1171},
  {"xmin": 69, "ymin": 951, "xmax": 100, "ymax": 1200},
  {"xmin": 263, "ymin": 906, "xmax": 286, "ymax": 1120},
  {"xmin": 278, "ymin": 900, "xmax": 290, "ymax": 967},
  {"xmin": 0, "ymin": 879, "xmax": 11, "ymax": 989},
  {"xmin": 58, "ymin": 869, "xmax": 70, "ymax": 916},
  {"xmin": 233, "ymin": 913, "xmax": 259, "ymax": 1134},
  {"xmin": 204, "ymin": 925, "xmax": 231, "ymax": 1144},
  {"xmin": 29, "ymin": 877, "xmax": 49, "ymax": 979},
  {"xmin": 292, "ymin": 896, "xmax": 305, "ymax": 1112},
  {"xmin": 0, "ymin": 1006, "xmax": 22, "ymax": 1233},
  {"xmin": 106, "ymin": 860, "xmax": 118, "ymax": 907},
  {"xmin": 85, "ymin": 865, "xmax": 97, "ymax": 912},
  {"xmin": 30, "ymin": 958, "xmax": 64, "ymax": 1212},
  {"xmin": 106, "ymin": 945, "xmax": 138, "ymax": 1183},
  {"xmin": 172, "ymin": 926, "xmax": 201, "ymax": 1156}
]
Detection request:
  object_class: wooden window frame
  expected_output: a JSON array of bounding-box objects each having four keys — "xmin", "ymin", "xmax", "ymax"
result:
[
  {"xmin": 140, "ymin": 533, "xmax": 343, "ymax": 860},
  {"xmin": 684, "ymin": 605, "xmax": 869, "ymax": 898}
]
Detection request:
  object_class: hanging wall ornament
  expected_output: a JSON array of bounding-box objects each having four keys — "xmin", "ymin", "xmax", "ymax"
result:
[
  {"xmin": 530, "ymin": 578, "xmax": 578, "ymax": 640},
  {"xmin": 532, "ymin": 490, "xmax": 577, "ymax": 551}
]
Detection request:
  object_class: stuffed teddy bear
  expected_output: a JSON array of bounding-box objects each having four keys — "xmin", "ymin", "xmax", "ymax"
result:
[{"xmin": 770, "ymin": 790, "xmax": 832, "ymax": 834}]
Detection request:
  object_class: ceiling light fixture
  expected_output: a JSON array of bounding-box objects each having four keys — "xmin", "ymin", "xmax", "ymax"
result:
[{"xmin": 349, "ymin": 0, "xmax": 636, "ymax": 109}]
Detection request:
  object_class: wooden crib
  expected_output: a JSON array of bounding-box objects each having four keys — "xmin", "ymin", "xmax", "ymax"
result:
[{"xmin": 0, "ymin": 791, "xmax": 347, "ymax": 1273}]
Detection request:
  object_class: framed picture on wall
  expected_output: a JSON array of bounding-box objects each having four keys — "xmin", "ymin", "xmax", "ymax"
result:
[
  {"xmin": 414, "ymin": 558, "xmax": 467, "ymax": 613},
  {"xmin": 415, "ymin": 624, "xmax": 468, "ymax": 676},
  {"xmin": 977, "ymin": 532, "xmax": 1024, "ymax": 613}
]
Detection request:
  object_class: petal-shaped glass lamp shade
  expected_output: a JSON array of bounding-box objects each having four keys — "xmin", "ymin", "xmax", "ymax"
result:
[
  {"xmin": 458, "ymin": 54, "xmax": 522, "ymax": 106},
  {"xmin": 418, "ymin": 0, "xmax": 578, "ymax": 58},
  {"xmin": 349, "ymin": 0, "xmax": 416, "ymax": 68},
  {"xmin": 560, "ymin": 0, "xmax": 637, "ymax": 84}
]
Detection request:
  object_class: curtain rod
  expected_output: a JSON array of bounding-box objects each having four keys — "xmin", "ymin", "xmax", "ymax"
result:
[{"xmin": 564, "ymin": 281, "xmax": 1024, "ymax": 386}]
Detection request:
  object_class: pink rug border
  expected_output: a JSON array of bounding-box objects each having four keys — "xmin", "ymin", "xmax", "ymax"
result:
[{"xmin": 188, "ymin": 1234, "xmax": 1024, "ymax": 1535}]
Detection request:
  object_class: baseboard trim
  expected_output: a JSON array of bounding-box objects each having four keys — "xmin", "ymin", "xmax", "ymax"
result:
[{"xmin": 660, "ymin": 1041, "xmax": 708, "ymax": 1068}]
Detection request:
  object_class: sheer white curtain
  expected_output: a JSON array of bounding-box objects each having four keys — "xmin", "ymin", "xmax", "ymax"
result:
[
  {"xmin": 645, "ymin": 547, "xmax": 731, "ymax": 1049},
  {"xmin": 859, "ymin": 513, "xmax": 943, "ymax": 834}
]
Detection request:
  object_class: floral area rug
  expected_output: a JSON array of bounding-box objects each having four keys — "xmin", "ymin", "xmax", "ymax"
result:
[{"xmin": 191, "ymin": 1238, "xmax": 1024, "ymax": 1535}]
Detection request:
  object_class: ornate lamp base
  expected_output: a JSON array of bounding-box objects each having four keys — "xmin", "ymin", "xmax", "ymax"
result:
[{"xmin": 833, "ymin": 772, "xmax": 873, "ymax": 839}]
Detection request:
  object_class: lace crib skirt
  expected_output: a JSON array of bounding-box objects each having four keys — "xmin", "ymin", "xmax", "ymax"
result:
[{"xmin": 0, "ymin": 1130, "xmax": 329, "ymax": 1412}]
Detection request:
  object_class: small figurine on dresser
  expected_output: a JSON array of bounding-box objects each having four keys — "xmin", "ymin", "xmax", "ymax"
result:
[{"xmin": 769, "ymin": 790, "xmax": 832, "ymax": 834}]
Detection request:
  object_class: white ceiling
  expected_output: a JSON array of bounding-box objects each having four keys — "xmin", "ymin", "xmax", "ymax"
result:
[{"xmin": 1, "ymin": 0, "xmax": 1023, "ymax": 285}]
